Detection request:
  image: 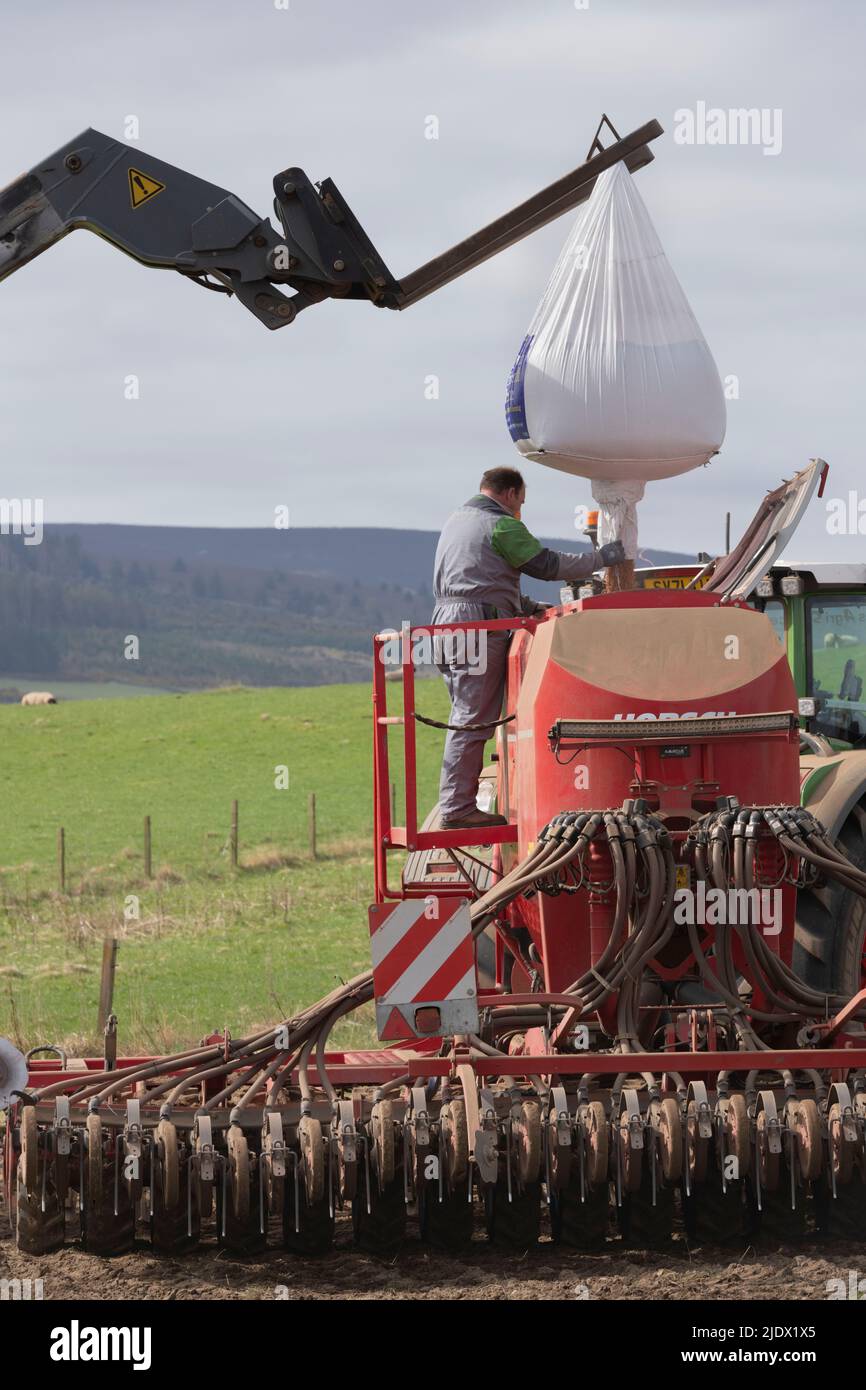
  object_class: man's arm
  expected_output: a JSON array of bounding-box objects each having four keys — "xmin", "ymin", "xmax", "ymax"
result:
[
  {"xmin": 519, "ymin": 545, "xmax": 596, "ymax": 582},
  {"xmin": 490, "ymin": 515, "xmax": 618, "ymax": 582}
]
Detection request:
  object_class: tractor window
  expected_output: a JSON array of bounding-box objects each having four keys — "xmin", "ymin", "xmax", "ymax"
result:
[
  {"xmin": 762, "ymin": 600, "xmax": 786, "ymax": 647},
  {"xmin": 807, "ymin": 597, "xmax": 866, "ymax": 746}
]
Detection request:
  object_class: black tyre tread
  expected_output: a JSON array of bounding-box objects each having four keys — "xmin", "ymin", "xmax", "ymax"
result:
[
  {"xmin": 150, "ymin": 1157, "xmax": 200, "ymax": 1254},
  {"xmin": 283, "ymin": 1180, "xmax": 335, "ymax": 1255},
  {"xmin": 550, "ymin": 1180, "xmax": 609, "ymax": 1248},
  {"xmin": 794, "ymin": 811, "xmax": 866, "ymax": 995},
  {"xmin": 353, "ymin": 1161, "xmax": 407, "ymax": 1256},
  {"xmin": 814, "ymin": 1173, "xmax": 866, "ymax": 1239},
  {"xmin": 619, "ymin": 1168, "xmax": 675, "ymax": 1248},
  {"xmin": 216, "ymin": 1168, "xmax": 267, "ymax": 1255},
  {"xmin": 79, "ymin": 1137, "xmax": 135, "ymax": 1256},
  {"xmin": 683, "ymin": 1171, "xmax": 750, "ymax": 1248},
  {"xmin": 81, "ymin": 1187, "xmax": 135, "ymax": 1256},
  {"xmin": 419, "ymin": 1179, "xmax": 474, "ymax": 1249},
  {"xmin": 747, "ymin": 1173, "xmax": 808, "ymax": 1244},
  {"xmin": 15, "ymin": 1161, "xmax": 65, "ymax": 1255},
  {"xmin": 485, "ymin": 1180, "xmax": 541, "ymax": 1250}
]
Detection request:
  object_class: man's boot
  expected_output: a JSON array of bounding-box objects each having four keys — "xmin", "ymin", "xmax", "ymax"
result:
[{"xmin": 441, "ymin": 809, "xmax": 507, "ymax": 829}]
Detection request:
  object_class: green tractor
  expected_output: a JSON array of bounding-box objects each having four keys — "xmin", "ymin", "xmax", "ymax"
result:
[
  {"xmin": 754, "ymin": 563, "xmax": 866, "ymax": 750},
  {"xmin": 755, "ymin": 561, "xmax": 866, "ymax": 999},
  {"xmin": 634, "ymin": 459, "xmax": 866, "ymax": 1003}
]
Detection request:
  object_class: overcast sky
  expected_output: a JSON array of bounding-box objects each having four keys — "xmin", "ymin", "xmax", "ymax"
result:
[{"xmin": 1, "ymin": 0, "xmax": 863, "ymax": 562}]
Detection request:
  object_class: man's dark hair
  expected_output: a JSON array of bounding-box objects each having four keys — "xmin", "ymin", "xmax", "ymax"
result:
[{"xmin": 480, "ymin": 466, "xmax": 525, "ymax": 495}]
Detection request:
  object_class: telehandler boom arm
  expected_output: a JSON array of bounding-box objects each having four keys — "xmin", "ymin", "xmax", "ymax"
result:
[{"xmin": 0, "ymin": 116, "xmax": 661, "ymax": 331}]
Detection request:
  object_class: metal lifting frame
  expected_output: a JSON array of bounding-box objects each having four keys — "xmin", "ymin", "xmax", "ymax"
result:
[{"xmin": 0, "ymin": 117, "xmax": 663, "ymax": 330}]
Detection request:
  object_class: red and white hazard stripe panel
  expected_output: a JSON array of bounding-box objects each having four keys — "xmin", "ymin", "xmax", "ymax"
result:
[{"xmin": 368, "ymin": 896, "xmax": 478, "ymax": 1041}]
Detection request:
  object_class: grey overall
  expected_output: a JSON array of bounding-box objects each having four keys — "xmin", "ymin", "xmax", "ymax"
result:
[{"xmin": 432, "ymin": 494, "xmax": 597, "ymax": 820}]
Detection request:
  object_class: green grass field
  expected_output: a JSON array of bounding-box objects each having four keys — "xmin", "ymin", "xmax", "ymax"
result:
[
  {"xmin": 0, "ymin": 681, "xmax": 449, "ymax": 1054},
  {"xmin": 1, "ymin": 678, "xmax": 176, "ymax": 700}
]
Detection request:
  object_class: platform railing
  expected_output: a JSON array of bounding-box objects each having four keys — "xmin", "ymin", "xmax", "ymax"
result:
[{"xmin": 372, "ymin": 618, "xmax": 528, "ymax": 900}]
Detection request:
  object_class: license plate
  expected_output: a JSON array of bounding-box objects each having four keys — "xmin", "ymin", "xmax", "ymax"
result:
[{"xmin": 642, "ymin": 575, "xmax": 708, "ymax": 590}]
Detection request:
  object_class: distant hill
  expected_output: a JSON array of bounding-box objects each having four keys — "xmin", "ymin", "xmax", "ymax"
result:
[
  {"xmin": 0, "ymin": 525, "xmax": 695, "ymax": 692},
  {"xmin": 48, "ymin": 524, "xmax": 693, "ymax": 592}
]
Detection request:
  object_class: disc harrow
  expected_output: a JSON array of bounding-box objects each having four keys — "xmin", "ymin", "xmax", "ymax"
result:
[
  {"xmin": 5, "ymin": 799, "xmax": 866, "ymax": 1255},
  {"xmin": 7, "ymin": 1060, "xmax": 866, "ymax": 1255}
]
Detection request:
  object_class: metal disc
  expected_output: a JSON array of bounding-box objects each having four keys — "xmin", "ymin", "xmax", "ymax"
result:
[
  {"xmin": 515, "ymin": 1099, "xmax": 542, "ymax": 1187},
  {"xmin": 371, "ymin": 1100, "xmax": 396, "ymax": 1189},
  {"xmin": 226, "ymin": 1125, "xmax": 250, "ymax": 1221},
  {"xmin": 440, "ymin": 1099, "xmax": 469, "ymax": 1189},
  {"xmin": 156, "ymin": 1118, "xmax": 179, "ymax": 1210},
  {"xmin": 686, "ymin": 1099, "xmax": 709, "ymax": 1186},
  {"xmin": 583, "ymin": 1100, "xmax": 609, "ymax": 1188},
  {"xmin": 299, "ymin": 1115, "xmax": 325, "ymax": 1205},
  {"xmin": 547, "ymin": 1096, "xmax": 572, "ymax": 1192},
  {"xmin": 658, "ymin": 1097, "xmax": 683, "ymax": 1184},
  {"xmin": 618, "ymin": 1094, "xmax": 643, "ymax": 1194},
  {"xmin": 0, "ymin": 1039, "xmax": 27, "ymax": 1111},
  {"xmin": 790, "ymin": 1100, "xmax": 822, "ymax": 1182},
  {"xmin": 722, "ymin": 1093, "xmax": 750, "ymax": 1180},
  {"xmin": 827, "ymin": 1101, "xmax": 855, "ymax": 1186},
  {"xmin": 86, "ymin": 1112, "xmax": 103, "ymax": 1205},
  {"xmin": 755, "ymin": 1109, "xmax": 779, "ymax": 1193},
  {"xmin": 20, "ymin": 1106, "xmax": 38, "ymax": 1194}
]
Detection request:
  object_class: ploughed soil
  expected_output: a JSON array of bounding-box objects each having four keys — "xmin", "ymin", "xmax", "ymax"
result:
[{"xmin": 1, "ymin": 1207, "xmax": 861, "ymax": 1302}]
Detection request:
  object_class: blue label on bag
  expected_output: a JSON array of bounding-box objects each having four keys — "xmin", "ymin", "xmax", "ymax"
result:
[{"xmin": 504, "ymin": 333, "xmax": 533, "ymax": 442}]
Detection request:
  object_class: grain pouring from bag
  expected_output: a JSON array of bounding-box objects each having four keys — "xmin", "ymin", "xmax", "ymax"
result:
[{"xmin": 505, "ymin": 163, "xmax": 726, "ymax": 590}]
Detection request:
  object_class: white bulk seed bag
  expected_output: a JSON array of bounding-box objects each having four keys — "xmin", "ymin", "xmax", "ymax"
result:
[{"xmin": 505, "ymin": 163, "xmax": 726, "ymax": 484}]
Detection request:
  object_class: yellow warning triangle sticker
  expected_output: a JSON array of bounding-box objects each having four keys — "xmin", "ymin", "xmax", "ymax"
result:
[{"xmin": 128, "ymin": 167, "xmax": 165, "ymax": 209}]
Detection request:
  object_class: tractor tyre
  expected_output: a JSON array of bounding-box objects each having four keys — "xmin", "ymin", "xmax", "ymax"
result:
[
  {"xmin": 217, "ymin": 1131, "xmax": 267, "ymax": 1255},
  {"xmin": 484, "ymin": 1180, "xmax": 541, "ymax": 1250},
  {"xmin": 15, "ymin": 1158, "xmax": 65, "ymax": 1255},
  {"xmin": 618, "ymin": 1168, "xmax": 676, "ymax": 1248},
  {"xmin": 81, "ymin": 1115, "xmax": 135, "ymax": 1256},
  {"xmin": 794, "ymin": 802, "xmax": 866, "ymax": 995},
  {"xmin": 150, "ymin": 1132, "xmax": 200, "ymax": 1255},
  {"xmin": 747, "ymin": 1169, "xmax": 809, "ymax": 1244},
  {"xmin": 353, "ymin": 1157, "xmax": 407, "ymax": 1257},
  {"xmin": 418, "ymin": 1180, "xmax": 474, "ymax": 1250},
  {"xmin": 682, "ymin": 1162, "xmax": 750, "ymax": 1248},
  {"xmin": 814, "ymin": 1171, "xmax": 866, "ymax": 1239},
  {"xmin": 283, "ymin": 1177, "xmax": 334, "ymax": 1255},
  {"xmin": 550, "ymin": 1178, "xmax": 609, "ymax": 1249}
]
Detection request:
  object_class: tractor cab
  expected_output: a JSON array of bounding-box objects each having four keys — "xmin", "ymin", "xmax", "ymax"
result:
[
  {"xmin": 633, "ymin": 462, "xmax": 866, "ymax": 750},
  {"xmin": 752, "ymin": 564, "xmax": 866, "ymax": 750}
]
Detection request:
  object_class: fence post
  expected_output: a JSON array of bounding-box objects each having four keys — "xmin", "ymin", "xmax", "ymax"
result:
[
  {"xmin": 143, "ymin": 815, "xmax": 152, "ymax": 879},
  {"xmin": 231, "ymin": 799, "xmax": 239, "ymax": 869},
  {"xmin": 309, "ymin": 791, "xmax": 317, "ymax": 860},
  {"xmin": 57, "ymin": 827, "xmax": 66, "ymax": 893},
  {"xmin": 97, "ymin": 938, "xmax": 118, "ymax": 1034}
]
